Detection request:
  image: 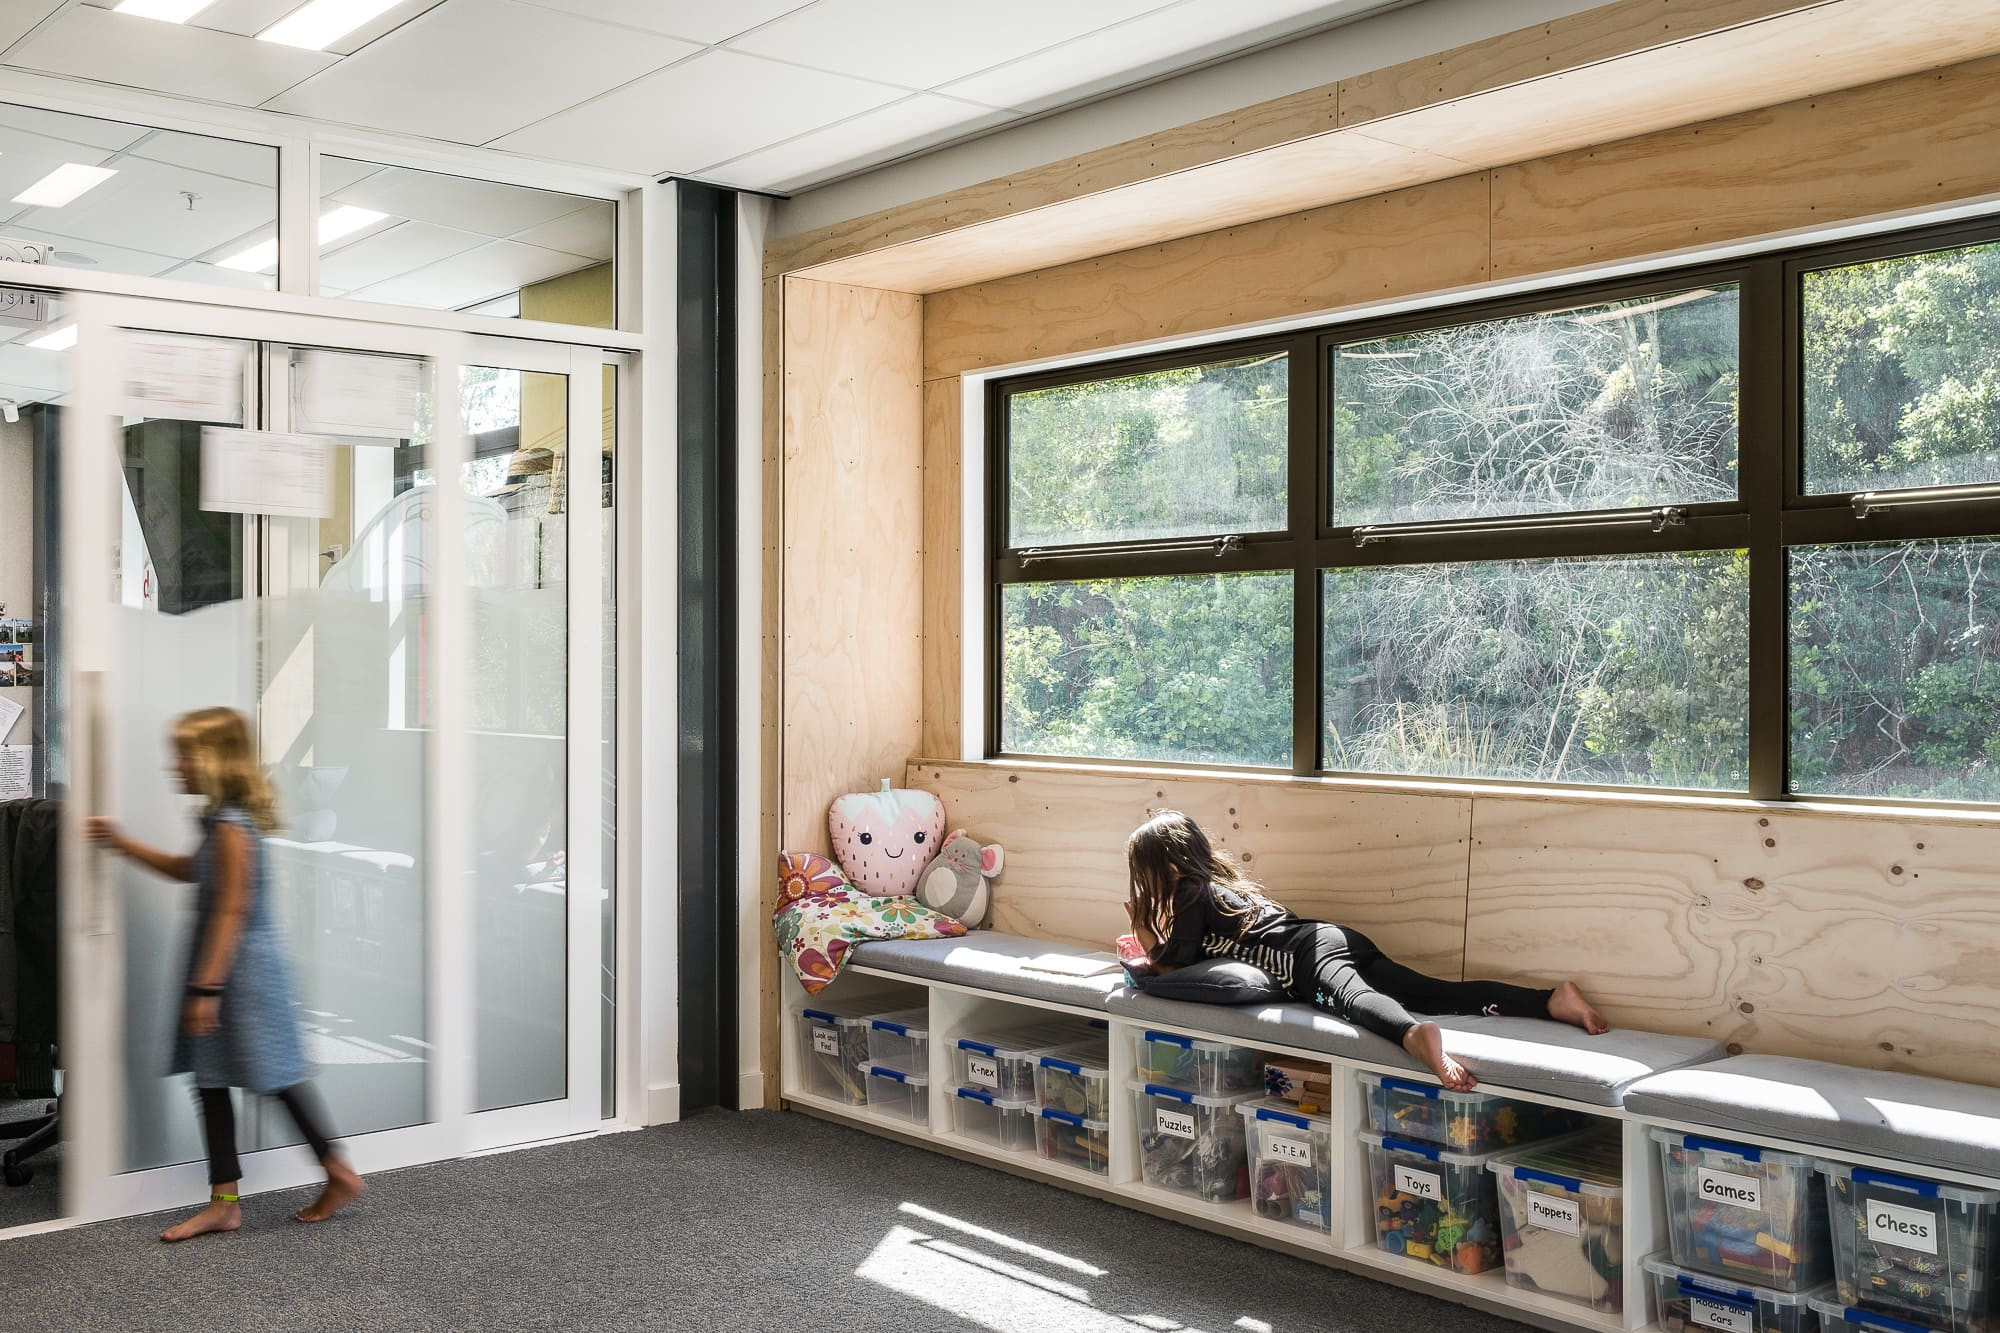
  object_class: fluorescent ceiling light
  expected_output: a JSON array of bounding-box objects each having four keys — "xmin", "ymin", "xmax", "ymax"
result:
[
  {"xmin": 214, "ymin": 205, "xmax": 392, "ymax": 272},
  {"xmin": 113, "ymin": 0, "xmax": 219, "ymax": 20},
  {"xmin": 319, "ymin": 204, "xmax": 387, "ymax": 244},
  {"xmin": 258, "ymin": 0, "xmax": 403, "ymax": 50},
  {"xmin": 13, "ymin": 163, "xmax": 117, "ymax": 208},
  {"xmin": 27, "ymin": 324, "xmax": 77, "ymax": 352}
]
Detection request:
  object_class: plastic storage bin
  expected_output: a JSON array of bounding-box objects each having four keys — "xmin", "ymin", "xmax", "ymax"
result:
[
  {"xmin": 1644, "ymin": 1254, "xmax": 1828, "ymax": 1333},
  {"xmin": 866, "ymin": 1008, "xmax": 930, "ymax": 1075},
  {"xmin": 1241, "ymin": 1099, "xmax": 1334, "ymax": 1233},
  {"xmin": 1819, "ymin": 1161, "xmax": 2000, "ymax": 1333},
  {"xmin": 865, "ymin": 1064, "xmax": 929, "ymax": 1127},
  {"xmin": 1134, "ymin": 1081, "xmax": 1256, "ymax": 1203},
  {"xmin": 952, "ymin": 1024, "xmax": 1075, "ymax": 1102},
  {"xmin": 1036, "ymin": 1108, "xmax": 1111, "ymax": 1175},
  {"xmin": 951, "ymin": 1088, "xmax": 1036, "ymax": 1152},
  {"xmin": 1139, "ymin": 1030, "xmax": 1260, "ymax": 1096},
  {"xmin": 1362, "ymin": 1130, "xmax": 1507, "ymax": 1274},
  {"xmin": 1810, "ymin": 1294, "xmax": 1959, "ymax": 1333},
  {"xmin": 1363, "ymin": 1073, "xmax": 1582, "ymax": 1154},
  {"xmin": 797, "ymin": 1000, "xmax": 881, "ymax": 1104},
  {"xmin": 1036, "ymin": 1041, "xmax": 1113, "ymax": 1121},
  {"xmin": 1490, "ymin": 1131, "xmax": 1628, "ymax": 1314},
  {"xmin": 1655, "ymin": 1130, "xmax": 1830, "ymax": 1292}
]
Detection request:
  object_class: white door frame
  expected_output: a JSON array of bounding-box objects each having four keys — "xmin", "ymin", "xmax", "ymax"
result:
[{"xmin": 59, "ymin": 291, "xmax": 606, "ymax": 1224}]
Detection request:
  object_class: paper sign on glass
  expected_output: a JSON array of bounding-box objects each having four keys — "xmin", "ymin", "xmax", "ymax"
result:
[
  {"xmin": 0, "ymin": 745, "xmax": 30, "ymax": 801},
  {"xmin": 292, "ymin": 347, "xmax": 424, "ymax": 441},
  {"xmin": 200, "ymin": 428, "xmax": 333, "ymax": 519},
  {"xmin": 123, "ymin": 333, "xmax": 245, "ymax": 424}
]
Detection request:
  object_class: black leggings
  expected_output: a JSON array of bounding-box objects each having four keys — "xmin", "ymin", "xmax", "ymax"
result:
[
  {"xmin": 1288, "ymin": 923, "xmax": 1553, "ymax": 1045},
  {"xmin": 196, "ymin": 1083, "xmax": 340, "ymax": 1187}
]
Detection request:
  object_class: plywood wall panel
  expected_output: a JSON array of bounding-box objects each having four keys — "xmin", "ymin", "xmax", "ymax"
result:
[
  {"xmin": 780, "ymin": 277, "xmax": 925, "ymax": 855},
  {"xmin": 910, "ymin": 760, "xmax": 1473, "ymax": 979},
  {"xmin": 1490, "ymin": 57, "xmax": 2000, "ymax": 281},
  {"xmin": 1466, "ymin": 798, "xmax": 2000, "ymax": 1086},
  {"xmin": 922, "ymin": 172, "xmax": 1492, "ymax": 381},
  {"xmin": 920, "ymin": 378, "xmax": 963, "ymax": 761}
]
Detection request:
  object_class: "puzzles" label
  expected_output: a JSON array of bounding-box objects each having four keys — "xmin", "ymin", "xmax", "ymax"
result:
[{"xmin": 1156, "ymin": 1108, "xmax": 1196, "ymax": 1140}]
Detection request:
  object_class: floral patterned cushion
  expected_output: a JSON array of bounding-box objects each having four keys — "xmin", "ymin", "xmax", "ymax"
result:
[{"xmin": 773, "ymin": 851, "xmax": 967, "ymax": 996}]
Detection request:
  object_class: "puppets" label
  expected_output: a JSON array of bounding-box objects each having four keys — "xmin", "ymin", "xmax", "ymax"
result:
[
  {"xmin": 1393, "ymin": 1165, "xmax": 1442, "ymax": 1200},
  {"xmin": 1689, "ymin": 1297, "xmax": 1754, "ymax": 1333},
  {"xmin": 1696, "ymin": 1166, "xmax": 1763, "ymax": 1211},
  {"xmin": 1867, "ymin": 1199, "xmax": 1940, "ymax": 1255},
  {"xmin": 1269, "ymin": 1136, "xmax": 1312, "ymax": 1166},
  {"xmin": 1527, "ymin": 1192, "xmax": 1582, "ymax": 1236},
  {"xmin": 966, "ymin": 1056, "xmax": 999, "ymax": 1088},
  {"xmin": 812, "ymin": 1028, "xmax": 839, "ymax": 1057},
  {"xmin": 1156, "ymin": 1108, "xmax": 1196, "ymax": 1141}
]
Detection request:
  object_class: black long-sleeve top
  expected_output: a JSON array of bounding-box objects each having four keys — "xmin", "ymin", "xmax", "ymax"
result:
[{"xmin": 1150, "ymin": 877, "xmax": 1318, "ymax": 989}]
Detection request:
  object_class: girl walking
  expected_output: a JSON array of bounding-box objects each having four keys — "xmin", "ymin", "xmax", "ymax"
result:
[
  {"xmin": 88, "ymin": 707, "xmax": 363, "ymax": 1242},
  {"xmin": 1124, "ymin": 810, "xmax": 1607, "ymax": 1091}
]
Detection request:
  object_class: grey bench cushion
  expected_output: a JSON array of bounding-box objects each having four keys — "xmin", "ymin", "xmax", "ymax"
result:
[
  {"xmin": 846, "ymin": 933, "xmax": 1122, "ymax": 1010},
  {"xmin": 1110, "ymin": 989, "xmax": 1724, "ymax": 1106},
  {"xmin": 1624, "ymin": 1054, "xmax": 2000, "ymax": 1178}
]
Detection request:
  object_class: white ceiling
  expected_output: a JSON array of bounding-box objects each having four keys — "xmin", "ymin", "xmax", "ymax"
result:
[{"xmin": 0, "ymin": 0, "xmax": 1411, "ymax": 193}]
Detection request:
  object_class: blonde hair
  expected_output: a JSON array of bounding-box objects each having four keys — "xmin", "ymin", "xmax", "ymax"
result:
[{"xmin": 173, "ymin": 707, "xmax": 280, "ymax": 832}]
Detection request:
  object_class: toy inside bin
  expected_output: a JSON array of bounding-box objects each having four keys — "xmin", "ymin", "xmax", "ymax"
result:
[
  {"xmin": 1138, "ymin": 1030, "xmax": 1261, "ymax": 1096},
  {"xmin": 798, "ymin": 1001, "xmax": 881, "ymax": 1105},
  {"xmin": 1035, "ymin": 1040, "xmax": 1112, "ymax": 1121},
  {"xmin": 1240, "ymin": 1098, "xmax": 1334, "ymax": 1233},
  {"xmin": 1362, "ymin": 1130, "xmax": 1506, "ymax": 1274},
  {"xmin": 1489, "ymin": 1130, "xmax": 1628, "ymax": 1314},
  {"xmin": 1818, "ymin": 1160, "xmax": 2000, "ymax": 1333},
  {"xmin": 1653, "ymin": 1129, "xmax": 1829, "ymax": 1292},
  {"xmin": 953, "ymin": 1024, "xmax": 1076, "ymax": 1103},
  {"xmin": 1643, "ymin": 1253, "xmax": 1829, "ymax": 1333},
  {"xmin": 1134, "ymin": 1081, "xmax": 1256, "ymax": 1203},
  {"xmin": 1363, "ymin": 1073, "xmax": 1583, "ymax": 1153},
  {"xmin": 1036, "ymin": 1108, "xmax": 1111, "ymax": 1175}
]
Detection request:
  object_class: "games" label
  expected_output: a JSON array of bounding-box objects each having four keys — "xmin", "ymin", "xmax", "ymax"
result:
[{"xmin": 1697, "ymin": 1166, "xmax": 1764, "ymax": 1211}]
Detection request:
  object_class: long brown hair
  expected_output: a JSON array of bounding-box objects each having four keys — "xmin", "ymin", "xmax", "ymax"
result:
[
  {"xmin": 173, "ymin": 707, "xmax": 280, "ymax": 832},
  {"xmin": 1126, "ymin": 810, "xmax": 1272, "ymax": 951}
]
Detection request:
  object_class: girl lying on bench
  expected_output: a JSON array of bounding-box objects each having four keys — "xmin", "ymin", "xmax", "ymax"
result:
[{"xmin": 1123, "ymin": 810, "xmax": 1608, "ymax": 1091}]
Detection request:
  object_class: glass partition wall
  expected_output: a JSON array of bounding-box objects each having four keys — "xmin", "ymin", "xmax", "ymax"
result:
[{"xmin": 49, "ymin": 295, "xmax": 608, "ymax": 1225}]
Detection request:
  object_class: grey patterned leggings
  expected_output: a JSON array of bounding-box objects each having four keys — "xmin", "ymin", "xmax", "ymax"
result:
[{"xmin": 1287, "ymin": 923, "xmax": 1553, "ymax": 1045}]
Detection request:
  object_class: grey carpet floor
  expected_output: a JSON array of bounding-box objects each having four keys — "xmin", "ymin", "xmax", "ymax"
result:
[
  {"xmin": 0, "ymin": 1108, "xmax": 1534, "ymax": 1333},
  {"xmin": 0, "ymin": 1097, "xmax": 61, "ymax": 1232}
]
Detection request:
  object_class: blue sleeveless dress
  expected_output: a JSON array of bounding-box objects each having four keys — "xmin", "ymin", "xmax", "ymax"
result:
[{"xmin": 169, "ymin": 806, "xmax": 310, "ymax": 1094}]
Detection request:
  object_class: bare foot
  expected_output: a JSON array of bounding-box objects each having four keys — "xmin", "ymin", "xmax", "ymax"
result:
[
  {"xmin": 1548, "ymin": 981, "xmax": 1610, "ymax": 1035},
  {"xmin": 1403, "ymin": 1021, "xmax": 1476, "ymax": 1092},
  {"xmin": 296, "ymin": 1157, "xmax": 364, "ymax": 1223},
  {"xmin": 161, "ymin": 1198, "xmax": 240, "ymax": 1243}
]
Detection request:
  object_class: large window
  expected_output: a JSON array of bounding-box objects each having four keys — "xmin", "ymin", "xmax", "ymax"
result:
[{"xmin": 990, "ymin": 220, "xmax": 2000, "ymax": 805}]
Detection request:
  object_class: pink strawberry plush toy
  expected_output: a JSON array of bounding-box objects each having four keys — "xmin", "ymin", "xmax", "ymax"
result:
[{"xmin": 829, "ymin": 780, "xmax": 946, "ymax": 896}]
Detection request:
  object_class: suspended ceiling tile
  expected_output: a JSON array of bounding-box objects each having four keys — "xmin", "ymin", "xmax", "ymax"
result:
[
  {"xmin": 0, "ymin": 1, "xmax": 64, "ymax": 54},
  {"xmin": 0, "ymin": 139, "xmax": 123, "ymax": 216},
  {"xmin": 328, "ymin": 165, "xmax": 587, "ymax": 236},
  {"xmin": 7, "ymin": 4, "xmax": 338, "ymax": 105},
  {"xmin": 154, "ymin": 258, "xmax": 277, "ymax": 291},
  {"xmin": 348, "ymin": 238, "xmax": 597, "ymax": 310},
  {"xmin": 707, "ymin": 93, "xmax": 1016, "ymax": 193},
  {"xmin": 318, "ymin": 156, "xmax": 388, "ymax": 194},
  {"xmin": 514, "ymin": 0, "xmax": 813, "ymax": 44},
  {"xmin": 0, "ymin": 101, "xmax": 152, "ymax": 153},
  {"xmin": 509, "ymin": 204, "xmax": 615, "ymax": 261},
  {"xmin": 729, "ymin": 0, "xmax": 1170, "ymax": 89},
  {"xmin": 0, "ymin": 227, "xmax": 185, "ymax": 278},
  {"xmin": 317, "ymin": 219, "xmax": 488, "ymax": 295},
  {"xmin": 264, "ymin": 0, "xmax": 700, "ymax": 145},
  {"xmin": 944, "ymin": 0, "xmax": 1388, "ymax": 112},
  {"xmin": 23, "ymin": 154, "xmax": 277, "ymax": 264},
  {"xmin": 495, "ymin": 48, "xmax": 904, "ymax": 176},
  {"xmin": 124, "ymin": 129, "xmax": 279, "ymax": 187}
]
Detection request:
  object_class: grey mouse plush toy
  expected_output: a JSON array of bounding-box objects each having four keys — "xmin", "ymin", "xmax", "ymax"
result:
[{"xmin": 914, "ymin": 829, "xmax": 1002, "ymax": 928}]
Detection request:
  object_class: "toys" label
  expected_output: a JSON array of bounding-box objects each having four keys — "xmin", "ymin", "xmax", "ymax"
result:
[
  {"xmin": 1156, "ymin": 1108, "xmax": 1196, "ymax": 1140},
  {"xmin": 966, "ymin": 1056, "xmax": 999, "ymax": 1088},
  {"xmin": 1269, "ymin": 1136, "xmax": 1312, "ymax": 1166},
  {"xmin": 1696, "ymin": 1165, "xmax": 1764, "ymax": 1211},
  {"xmin": 812, "ymin": 1028, "xmax": 839, "ymax": 1057},
  {"xmin": 1866, "ymin": 1199, "xmax": 1939, "ymax": 1255},
  {"xmin": 1689, "ymin": 1296, "xmax": 1755, "ymax": 1333},
  {"xmin": 1527, "ymin": 1191, "xmax": 1582, "ymax": 1236},
  {"xmin": 1393, "ymin": 1165, "xmax": 1442, "ymax": 1200}
]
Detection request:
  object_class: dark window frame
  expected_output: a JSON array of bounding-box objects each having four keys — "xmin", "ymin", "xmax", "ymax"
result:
[{"xmin": 987, "ymin": 214, "xmax": 2000, "ymax": 806}]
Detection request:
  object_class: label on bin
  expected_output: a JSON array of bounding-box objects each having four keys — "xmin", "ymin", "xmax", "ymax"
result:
[
  {"xmin": 1689, "ymin": 1297, "xmax": 1754, "ymax": 1333},
  {"xmin": 1393, "ymin": 1165, "xmax": 1441, "ymax": 1200},
  {"xmin": 1696, "ymin": 1165, "xmax": 1763, "ymax": 1211},
  {"xmin": 1156, "ymin": 1108, "xmax": 1196, "ymax": 1141},
  {"xmin": 966, "ymin": 1056, "xmax": 999, "ymax": 1088},
  {"xmin": 1866, "ymin": 1198, "xmax": 1939, "ymax": 1255},
  {"xmin": 1269, "ymin": 1136, "xmax": 1312, "ymax": 1167},
  {"xmin": 812, "ymin": 1028, "xmax": 839, "ymax": 1057},
  {"xmin": 1526, "ymin": 1192, "xmax": 1581, "ymax": 1236}
]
